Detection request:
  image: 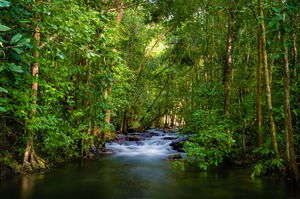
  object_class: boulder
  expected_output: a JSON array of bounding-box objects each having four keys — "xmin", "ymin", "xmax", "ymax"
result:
[
  {"xmin": 170, "ymin": 141, "xmax": 184, "ymax": 150},
  {"xmin": 170, "ymin": 137, "xmax": 189, "ymax": 152},
  {"xmin": 114, "ymin": 135, "xmax": 128, "ymax": 143}
]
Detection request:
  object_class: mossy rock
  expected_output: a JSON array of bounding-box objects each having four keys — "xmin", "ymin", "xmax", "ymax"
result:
[{"xmin": 0, "ymin": 157, "xmax": 22, "ymax": 179}]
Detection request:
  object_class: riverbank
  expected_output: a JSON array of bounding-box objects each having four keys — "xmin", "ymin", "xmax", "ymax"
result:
[
  {"xmin": 1, "ymin": 126, "xmax": 298, "ymax": 191},
  {"xmin": 1, "ymin": 128, "xmax": 299, "ymax": 199}
]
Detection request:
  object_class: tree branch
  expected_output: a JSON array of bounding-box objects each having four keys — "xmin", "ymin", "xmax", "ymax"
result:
[{"xmin": 146, "ymin": 26, "xmax": 175, "ymax": 57}]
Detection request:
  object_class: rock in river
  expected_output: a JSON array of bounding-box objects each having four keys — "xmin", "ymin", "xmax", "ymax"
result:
[
  {"xmin": 163, "ymin": 137, "xmax": 178, "ymax": 140},
  {"xmin": 128, "ymin": 136, "xmax": 145, "ymax": 141},
  {"xmin": 168, "ymin": 154, "xmax": 183, "ymax": 159}
]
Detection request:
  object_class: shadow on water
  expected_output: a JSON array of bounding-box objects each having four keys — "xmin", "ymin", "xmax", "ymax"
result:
[{"xmin": 1, "ymin": 129, "xmax": 300, "ymax": 199}]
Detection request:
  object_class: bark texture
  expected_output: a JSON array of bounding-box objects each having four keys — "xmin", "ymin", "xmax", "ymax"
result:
[
  {"xmin": 257, "ymin": 28, "xmax": 263, "ymax": 146},
  {"xmin": 224, "ymin": 4, "xmax": 234, "ymax": 119},
  {"xmin": 259, "ymin": 0, "xmax": 279, "ymax": 156},
  {"xmin": 280, "ymin": 1, "xmax": 299, "ymax": 183}
]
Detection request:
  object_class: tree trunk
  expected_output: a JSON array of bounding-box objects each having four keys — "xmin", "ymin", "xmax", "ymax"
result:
[
  {"xmin": 104, "ymin": 0, "xmax": 123, "ymax": 127},
  {"xmin": 224, "ymin": 4, "xmax": 234, "ymax": 119},
  {"xmin": 23, "ymin": 2, "xmax": 46, "ymax": 169},
  {"xmin": 280, "ymin": 1, "xmax": 299, "ymax": 183},
  {"xmin": 292, "ymin": 31, "xmax": 298, "ymax": 81},
  {"xmin": 121, "ymin": 109, "xmax": 128, "ymax": 134},
  {"xmin": 115, "ymin": 0, "xmax": 123, "ymax": 25},
  {"xmin": 259, "ymin": 0, "xmax": 279, "ymax": 156},
  {"xmin": 257, "ymin": 28, "xmax": 263, "ymax": 146},
  {"xmin": 291, "ymin": 20, "xmax": 298, "ymax": 130},
  {"xmin": 211, "ymin": 17, "xmax": 215, "ymax": 83},
  {"xmin": 104, "ymin": 86, "xmax": 112, "ymax": 125}
]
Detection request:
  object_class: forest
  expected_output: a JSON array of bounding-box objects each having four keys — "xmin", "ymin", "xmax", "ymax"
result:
[{"xmin": 0, "ymin": 0, "xmax": 300, "ymax": 194}]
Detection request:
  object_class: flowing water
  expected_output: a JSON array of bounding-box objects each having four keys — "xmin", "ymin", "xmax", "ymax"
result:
[{"xmin": 0, "ymin": 129, "xmax": 299, "ymax": 199}]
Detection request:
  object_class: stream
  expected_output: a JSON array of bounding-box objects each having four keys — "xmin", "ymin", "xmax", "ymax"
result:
[{"xmin": 0, "ymin": 129, "xmax": 299, "ymax": 199}]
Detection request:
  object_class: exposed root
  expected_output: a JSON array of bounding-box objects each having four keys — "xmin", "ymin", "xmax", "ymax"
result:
[{"xmin": 23, "ymin": 137, "xmax": 47, "ymax": 171}]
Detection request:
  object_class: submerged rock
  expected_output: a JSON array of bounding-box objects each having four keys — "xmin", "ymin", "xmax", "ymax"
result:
[
  {"xmin": 163, "ymin": 137, "xmax": 178, "ymax": 140},
  {"xmin": 149, "ymin": 132, "xmax": 160, "ymax": 136},
  {"xmin": 128, "ymin": 136, "xmax": 145, "ymax": 141},
  {"xmin": 168, "ymin": 154, "xmax": 183, "ymax": 159},
  {"xmin": 114, "ymin": 135, "xmax": 128, "ymax": 143}
]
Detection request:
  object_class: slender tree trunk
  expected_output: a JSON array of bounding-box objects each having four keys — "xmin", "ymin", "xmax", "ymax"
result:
[
  {"xmin": 104, "ymin": 86, "xmax": 112, "ymax": 125},
  {"xmin": 104, "ymin": 0, "xmax": 124, "ymax": 128},
  {"xmin": 280, "ymin": 1, "xmax": 299, "ymax": 183},
  {"xmin": 211, "ymin": 16, "xmax": 215, "ymax": 85},
  {"xmin": 23, "ymin": 1, "xmax": 46, "ymax": 169},
  {"xmin": 291, "ymin": 22, "xmax": 299, "ymax": 131},
  {"xmin": 121, "ymin": 109, "xmax": 128, "ymax": 134},
  {"xmin": 224, "ymin": 4, "xmax": 234, "ymax": 119},
  {"xmin": 257, "ymin": 28, "xmax": 263, "ymax": 146},
  {"xmin": 292, "ymin": 30, "xmax": 298, "ymax": 80},
  {"xmin": 259, "ymin": 0, "xmax": 279, "ymax": 156},
  {"xmin": 115, "ymin": 0, "xmax": 123, "ymax": 25},
  {"xmin": 170, "ymin": 111, "xmax": 175, "ymax": 127}
]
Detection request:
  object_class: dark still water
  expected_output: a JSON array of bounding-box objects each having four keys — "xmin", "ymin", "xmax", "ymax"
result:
[{"xmin": 0, "ymin": 129, "xmax": 299, "ymax": 199}]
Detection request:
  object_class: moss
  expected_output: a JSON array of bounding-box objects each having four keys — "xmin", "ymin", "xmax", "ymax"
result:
[{"xmin": 0, "ymin": 156, "xmax": 22, "ymax": 179}]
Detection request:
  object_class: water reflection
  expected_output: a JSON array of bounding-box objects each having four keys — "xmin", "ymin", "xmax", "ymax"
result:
[
  {"xmin": 21, "ymin": 175, "xmax": 36, "ymax": 199},
  {"xmin": 0, "ymin": 129, "xmax": 299, "ymax": 199}
]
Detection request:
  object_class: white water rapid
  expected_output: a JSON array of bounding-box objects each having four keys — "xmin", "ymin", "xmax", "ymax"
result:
[{"xmin": 105, "ymin": 129, "xmax": 184, "ymax": 158}]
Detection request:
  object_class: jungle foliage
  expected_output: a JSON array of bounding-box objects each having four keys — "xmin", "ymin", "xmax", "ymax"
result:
[{"xmin": 1, "ymin": 0, "xmax": 300, "ymax": 183}]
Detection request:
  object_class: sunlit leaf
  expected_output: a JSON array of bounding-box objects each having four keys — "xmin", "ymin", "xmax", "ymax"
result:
[
  {"xmin": 17, "ymin": 38, "xmax": 30, "ymax": 47},
  {"xmin": 0, "ymin": 24, "xmax": 10, "ymax": 31},
  {"xmin": 7, "ymin": 64, "xmax": 23, "ymax": 73},
  {"xmin": 0, "ymin": 107, "xmax": 7, "ymax": 112},
  {"xmin": 10, "ymin": 33, "xmax": 23, "ymax": 45},
  {"xmin": 0, "ymin": 87, "xmax": 8, "ymax": 93},
  {"xmin": 12, "ymin": 47, "xmax": 23, "ymax": 54},
  {"xmin": 0, "ymin": 0, "xmax": 10, "ymax": 8}
]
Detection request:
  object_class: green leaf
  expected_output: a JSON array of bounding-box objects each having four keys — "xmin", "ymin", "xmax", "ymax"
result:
[
  {"xmin": 17, "ymin": 38, "xmax": 30, "ymax": 47},
  {"xmin": 0, "ymin": 98, "xmax": 7, "ymax": 103},
  {"xmin": 0, "ymin": 0, "xmax": 10, "ymax": 8},
  {"xmin": 0, "ymin": 24, "xmax": 10, "ymax": 31},
  {"xmin": 271, "ymin": 7, "xmax": 281, "ymax": 13},
  {"xmin": 12, "ymin": 47, "xmax": 23, "ymax": 54},
  {"xmin": 0, "ymin": 107, "xmax": 7, "ymax": 112},
  {"xmin": 0, "ymin": 65, "xmax": 5, "ymax": 73},
  {"xmin": 7, "ymin": 64, "xmax": 23, "ymax": 73},
  {"xmin": 10, "ymin": 33, "xmax": 23, "ymax": 45},
  {"xmin": 0, "ymin": 87, "xmax": 8, "ymax": 93},
  {"xmin": 0, "ymin": 36, "xmax": 6, "ymax": 42}
]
